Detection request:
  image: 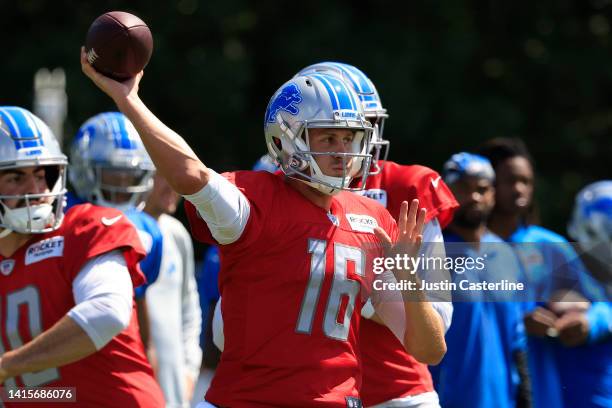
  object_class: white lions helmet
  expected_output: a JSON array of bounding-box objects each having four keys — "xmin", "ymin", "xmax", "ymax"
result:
[
  {"xmin": 295, "ymin": 62, "xmax": 389, "ymax": 175},
  {"xmin": 264, "ymin": 74, "xmax": 373, "ymax": 195},
  {"xmin": 69, "ymin": 112, "xmax": 155, "ymax": 211},
  {"xmin": 568, "ymin": 180, "xmax": 612, "ymax": 246},
  {"xmin": 0, "ymin": 106, "xmax": 68, "ymax": 237}
]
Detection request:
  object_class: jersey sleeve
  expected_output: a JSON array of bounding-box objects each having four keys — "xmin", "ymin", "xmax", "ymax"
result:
[
  {"xmin": 392, "ymin": 165, "xmax": 459, "ymax": 228},
  {"xmin": 62, "ymin": 204, "xmax": 147, "ymax": 289},
  {"xmin": 184, "ymin": 171, "xmax": 277, "ymax": 249}
]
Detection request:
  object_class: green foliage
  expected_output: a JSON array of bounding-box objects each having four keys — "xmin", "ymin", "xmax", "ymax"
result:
[{"xmin": 2, "ymin": 0, "xmax": 611, "ymax": 234}]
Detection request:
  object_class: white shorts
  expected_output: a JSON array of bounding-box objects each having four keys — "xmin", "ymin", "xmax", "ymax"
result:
[{"xmin": 368, "ymin": 391, "xmax": 440, "ymax": 408}]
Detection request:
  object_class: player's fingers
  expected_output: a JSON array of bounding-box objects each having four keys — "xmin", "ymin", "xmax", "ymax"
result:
[
  {"xmin": 533, "ymin": 307, "xmax": 557, "ymax": 327},
  {"xmin": 412, "ymin": 208, "xmax": 427, "ymax": 240},
  {"xmin": 398, "ymin": 201, "xmax": 408, "ymax": 235},
  {"xmin": 374, "ymin": 226, "xmax": 392, "ymax": 248},
  {"xmin": 80, "ymin": 47, "xmax": 99, "ymax": 79},
  {"xmin": 405, "ymin": 199, "xmax": 419, "ymax": 236}
]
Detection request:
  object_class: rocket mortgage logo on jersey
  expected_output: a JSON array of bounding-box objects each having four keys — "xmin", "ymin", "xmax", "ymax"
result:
[{"xmin": 25, "ymin": 236, "xmax": 65, "ymax": 265}]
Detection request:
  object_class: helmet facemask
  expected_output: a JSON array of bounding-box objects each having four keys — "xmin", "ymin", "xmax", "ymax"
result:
[
  {"xmin": 92, "ymin": 166, "xmax": 155, "ymax": 212},
  {"xmin": 270, "ymin": 115, "xmax": 373, "ymax": 195},
  {"xmin": 0, "ymin": 164, "xmax": 67, "ymax": 238},
  {"xmin": 69, "ymin": 112, "xmax": 156, "ymax": 212},
  {"xmin": 265, "ymin": 75, "xmax": 375, "ymax": 196},
  {"xmin": 294, "ymin": 63, "xmax": 390, "ymax": 177},
  {"xmin": 366, "ymin": 114, "xmax": 390, "ymax": 176}
]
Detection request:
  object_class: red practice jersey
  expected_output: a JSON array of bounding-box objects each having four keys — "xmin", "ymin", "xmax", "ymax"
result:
[
  {"xmin": 0, "ymin": 204, "xmax": 164, "ymax": 408},
  {"xmin": 357, "ymin": 160, "xmax": 458, "ymax": 406},
  {"xmin": 185, "ymin": 171, "xmax": 398, "ymax": 408}
]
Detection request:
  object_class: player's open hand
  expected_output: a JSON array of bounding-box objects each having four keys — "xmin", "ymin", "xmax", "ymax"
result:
[
  {"xmin": 374, "ymin": 199, "xmax": 426, "ymax": 274},
  {"xmin": 80, "ymin": 46, "xmax": 143, "ymax": 102}
]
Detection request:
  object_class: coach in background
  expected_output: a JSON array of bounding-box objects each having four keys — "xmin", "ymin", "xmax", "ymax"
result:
[{"xmin": 429, "ymin": 152, "xmax": 531, "ymax": 408}]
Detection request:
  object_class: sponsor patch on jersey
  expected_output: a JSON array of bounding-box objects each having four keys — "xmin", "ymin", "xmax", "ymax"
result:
[
  {"xmin": 0, "ymin": 259, "xmax": 15, "ymax": 276},
  {"xmin": 361, "ymin": 188, "xmax": 388, "ymax": 207},
  {"xmin": 345, "ymin": 396, "xmax": 363, "ymax": 408},
  {"xmin": 25, "ymin": 236, "xmax": 64, "ymax": 265},
  {"xmin": 346, "ymin": 213, "xmax": 378, "ymax": 233}
]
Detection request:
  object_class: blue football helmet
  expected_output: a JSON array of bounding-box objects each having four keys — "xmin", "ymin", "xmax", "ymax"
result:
[
  {"xmin": 0, "ymin": 106, "xmax": 68, "ymax": 236},
  {"xmin": 69, "ymin": 112, "xmax": 155, "ymax": 211},
  {"xmin": 568, "ymin": 180, "xmax": 612, "ymax": 246},
  {"xmin": 295, "ymin": 62, "xmax": 389, "ymax": 175},
  {"xmin": 442, "ymin": 152, "xmax": 495, "ymax": 185},
  {"xmin": 264, "ymin": 74, "xmax": 373, "ymax": 195}
]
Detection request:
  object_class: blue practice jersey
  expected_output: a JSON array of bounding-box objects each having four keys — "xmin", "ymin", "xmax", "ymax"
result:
[
  {"xmin": 430, "ymin": 231, "xmax": 527, "ymax": 408},
  {"xmin": 65, "ymin": 192, "xmax": 162, "ymax": 298},
  {"xmin": 510, "ymin": 224, "xmax": 612, "ymax": 408}
]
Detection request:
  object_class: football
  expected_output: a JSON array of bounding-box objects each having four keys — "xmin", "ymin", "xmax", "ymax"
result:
[{"xmin": 85, "ymin": 11, "xmax": 153, "ymax": 81}]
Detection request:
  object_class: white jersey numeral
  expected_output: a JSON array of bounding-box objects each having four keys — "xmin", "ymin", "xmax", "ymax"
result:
[
  {"xmin": 1, "ymin": 286, "xmax": 60, "ymax": 387},
  {"xmin": 296, "ymin": 239, "xmax": 365, "ymax": 341}
]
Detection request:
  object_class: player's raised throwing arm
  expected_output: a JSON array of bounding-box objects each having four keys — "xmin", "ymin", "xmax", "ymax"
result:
[
  {"xmin": 80, "ymin": 48, "xmax": 208, "ymax": 195},
  {"xmin": 81, "ymin": 49, "xmax": 250, "ymax": 244}
]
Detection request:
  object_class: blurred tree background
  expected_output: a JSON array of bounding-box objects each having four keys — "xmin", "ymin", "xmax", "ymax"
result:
[{"xmin": 2, "ymin": 0, "xmax": 611, "ymax": 243}]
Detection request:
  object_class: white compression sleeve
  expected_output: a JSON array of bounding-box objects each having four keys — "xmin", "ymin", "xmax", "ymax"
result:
[
  {"xmin": 420, "ymin": 219, "xmax": 453, "ymax": 332},
  {"xmin": 67, "ymin": 250, "xmax": 134, "ymax": 350},
  {"xmin": 182, "ymin": 170, "xmax": 251, "ymax": 245}
]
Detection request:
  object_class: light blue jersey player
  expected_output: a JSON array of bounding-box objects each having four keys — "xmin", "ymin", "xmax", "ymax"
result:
[
  {"xmin": 558, "ymin": 180, "xmax": 612, "ymax": 408},
  {"xmin": 67, "ymin": 112, "xmax": 162, "ymax": 298},
  {"xmin": 429, "ymin": 153, "xmax": 529, "ymax": 408},
  {"xmin": 479, "ymin": 138, "xmax": 610, "ymax": 408}
]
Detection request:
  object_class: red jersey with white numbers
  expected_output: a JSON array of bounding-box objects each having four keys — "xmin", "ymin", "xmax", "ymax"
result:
[
  {"xmin": 185, "ymin": 171, "xmax": 397, "ymax": 408},
  {"xmin": 0, "ymin": 204, "xmax": 163, "ymax": 408},
  {"xmin": 357, "ymin": 160, "xmax": 458, "ymax": 405}
]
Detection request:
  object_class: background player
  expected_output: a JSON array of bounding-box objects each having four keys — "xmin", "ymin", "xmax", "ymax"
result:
[
  {"xmin": 554, "ymin": 180, "xmax": 612, "ymax": 408},
  {"xmin": 81, "ymin": 50, "xmax": 446, "ymax": 407},
  {"xmin": 144, "ymin": 173, "xmax": 202, "ymax": 408},
  {"xmin": 68, "ymin": 111, "xmax": 163, "ymax": 351},
  {"xmin": 0, "ymin": 106, "xmax": 163, "ymax": 407},
  {"xmin": 478, "ymin": 138, "xmax": 608, "ymax": 408},
  {"xmin": 296, "ymin": 62, "xmax": 457, "ymax": 408},
  {"xmin": 430, "ymin": 152, "xmax": 530, "ymax": 408}
]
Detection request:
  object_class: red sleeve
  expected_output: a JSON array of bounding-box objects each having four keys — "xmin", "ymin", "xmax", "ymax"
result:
[
  {"xmin": 62, "ymin": 204, "xmax": 147, "ymax": 287},
  {"xmin": 388, "ymin": 164, "xmax": 458, "ymax": 228},
  {"xmin": 184, "ymin": 171, "xmax": 280, "ymax": 249}
]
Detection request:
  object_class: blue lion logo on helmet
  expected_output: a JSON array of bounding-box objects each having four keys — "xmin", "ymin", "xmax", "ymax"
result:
[{"xmin": 265, "ymin": 83, "xmax": 302, "ymax": 124}]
